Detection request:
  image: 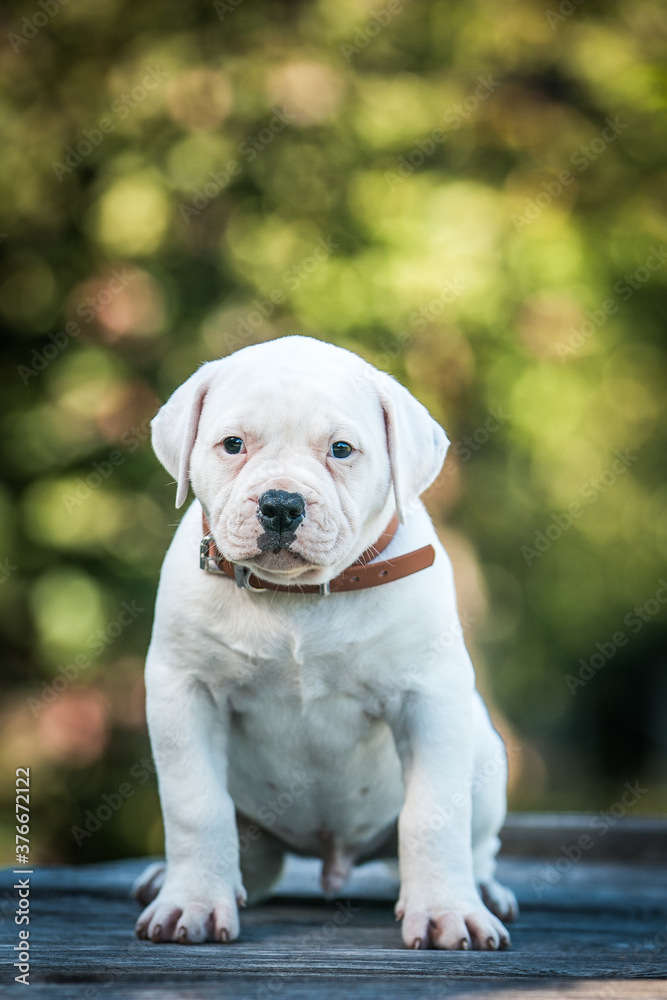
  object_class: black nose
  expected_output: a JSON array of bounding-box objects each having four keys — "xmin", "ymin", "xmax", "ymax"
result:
[{"xmin": 257, "ymin": 490, "xmax": 306, "ymax": 535}]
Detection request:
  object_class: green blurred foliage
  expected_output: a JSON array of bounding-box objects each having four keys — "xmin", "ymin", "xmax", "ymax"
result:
[{"xmin": 0, "ymin": 0, "xmax": 666, "ymax": 865}]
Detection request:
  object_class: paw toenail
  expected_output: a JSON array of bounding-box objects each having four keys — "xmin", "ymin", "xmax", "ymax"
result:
[
  {"xmin": 151, "ymin": 924, "xmax": 162, "ymax": 940},
  {"xmin": 486, "ymin": 936, "xmax": 497, "ymax": 950},
  {"xmin": 177, "ymin": 926, "xmax": 188, "ymax": 942},
  {"xmin": 219, "ymin": 928, "xmax": 230, "ymax": 943},
  {"xmin": 410, "ymin": 938, "xmax": 422, "ymax": 949},
  {"xmin": 459, "ymin": 938, "xmax": 469, "ymax": 950}
]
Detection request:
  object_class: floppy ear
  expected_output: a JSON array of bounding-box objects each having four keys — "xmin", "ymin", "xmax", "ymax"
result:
[
  {"xmin": 374, "ymin": 371, "xmax": 450, "ymax": 523},
  {"xmin": 151, "ymin": 363, "xmax": 216, "ymax": 508}
]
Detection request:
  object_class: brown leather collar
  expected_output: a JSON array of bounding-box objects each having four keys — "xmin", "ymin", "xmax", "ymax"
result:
[{"xmin": 199, "ymin": 510, "xmax": 435, "ymax": 595}]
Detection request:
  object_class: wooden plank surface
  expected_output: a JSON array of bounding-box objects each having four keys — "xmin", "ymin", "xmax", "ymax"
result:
[
  {"xmin": 2, "ymin": 844, "xmax": 667, "ymax": 999},
  {"xmin": 500, "ymin": 814, "xmax": 667, "ymax": 862}
]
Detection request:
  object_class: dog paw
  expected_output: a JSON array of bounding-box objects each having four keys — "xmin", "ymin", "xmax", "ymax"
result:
[
  {"xmin": 395, "ymin": 898, "xmax": 511, "ymax": 950},
  {"xmin": 479, "ymin": 878, "xmax": 518, "ymax": 923},
  {"xmin": 132, "ymin": 862, "xmax": 165, "ymax": 906},
  {"xmin": 135, "ymin": 885, "xmax": 243, "ymax": 944}
]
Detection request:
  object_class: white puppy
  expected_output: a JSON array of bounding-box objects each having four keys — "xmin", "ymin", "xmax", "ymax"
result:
[{"xmin": 134, "ymin": 335, "xmax": 517, "ymax": 950}]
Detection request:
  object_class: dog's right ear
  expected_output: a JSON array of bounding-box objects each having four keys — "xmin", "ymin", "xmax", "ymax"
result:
[
  {"xmin": 151, "ymin": 363, "xmax": 216, "ymax": 508},
  {"xmin": 373, "ymin": 370, "xmax": 449, "ymax": 523}
]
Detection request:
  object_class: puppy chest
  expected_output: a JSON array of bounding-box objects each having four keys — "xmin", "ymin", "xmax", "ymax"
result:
[
  {"xmin": 208, "ymin": 615, "xmax": 386, "ymax": 699},
  {"xmin": 227, "ymin": 684, "xmax": 379, "ymax": 751},
  {"xmin": 225, "ymin": 690, "xmax": 405, "ymax": 852}
]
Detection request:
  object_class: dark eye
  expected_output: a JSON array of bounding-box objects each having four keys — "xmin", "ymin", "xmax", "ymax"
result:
[
  {"xmin": 330, "ymin": 441, "xmax": 353, "ymax": 459},
  {"xmin": 222, "ymin": 436, "xmax": 244, "ymax": 454}
]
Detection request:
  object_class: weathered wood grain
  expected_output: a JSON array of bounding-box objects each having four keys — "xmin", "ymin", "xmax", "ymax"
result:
[
  {"xmin": 500, "ymin": 814, "xmax": 667, "ymax": 862},
  {"xmin": 2, "ymin": 816, "xmax": 667, "ymax": 999},
  {"xmin": 14, "ymin": 981, "xmax": 667, "ymax": 1000}
]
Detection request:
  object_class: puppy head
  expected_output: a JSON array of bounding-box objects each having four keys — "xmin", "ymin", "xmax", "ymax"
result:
[{"xmin": 152, "ymin": 337, "xmax": 448, "ymax": 584}]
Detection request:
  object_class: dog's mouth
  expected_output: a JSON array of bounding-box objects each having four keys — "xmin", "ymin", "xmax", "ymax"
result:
[
  {"xmin": 249, "ymin": 529, "xmax": 313, "ymax": 573},
  {"xmin": 257, "ymin": 528, "xmax": 297, "ymax": 554},
  {"xmin": 249, "ymin": 548, "xmax": 311, "ymax": 574},
  {"xmin": 211, "ymin": 517, "xmax": 336, "ymax": 578}
]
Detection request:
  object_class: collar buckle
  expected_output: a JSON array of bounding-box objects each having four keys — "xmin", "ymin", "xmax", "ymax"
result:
[
  {"xmin": 233, "ymin": 565, "xmax": 268, "ymax": 593},
  {"xmin": 200, "ymin": 535, "xmax": 226, "ymax": 575}
]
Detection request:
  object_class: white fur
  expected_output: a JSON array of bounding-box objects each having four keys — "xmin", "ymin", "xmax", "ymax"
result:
[{"xmin": 135, "ymin": 336, "xmax": 517, "ymax": 950}]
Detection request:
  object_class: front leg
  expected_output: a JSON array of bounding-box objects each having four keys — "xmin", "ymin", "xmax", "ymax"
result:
[
  {"xmin": 389, "ymin": 668, "xmax": 511, "ymax": 951},
  {"xmin": 135, "ymin": 651, "xmax": 245, "ymax": 944}
]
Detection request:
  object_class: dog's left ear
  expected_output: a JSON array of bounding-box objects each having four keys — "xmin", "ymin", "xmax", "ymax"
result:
[
  {"xmin": 374, "ymin": 371, "xmax": 450, "ymax": 523},
  {"xmin": 151, "ymin": 363, "xmax": 217, "ymax": 508}
]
